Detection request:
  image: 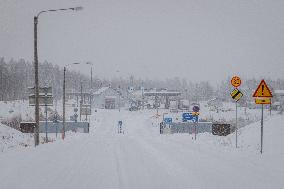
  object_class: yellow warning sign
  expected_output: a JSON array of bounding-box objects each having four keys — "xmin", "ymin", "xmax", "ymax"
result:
[
  {"xmin": 253, "ymin": 80, "xmax": 273, "ymax": 98},
  {"xmin": 192, "ymin": 112, "xmax": 200, "ymax": 116},
  {"xmin": 255, "ymin": 98, "xmax": 271, "ymax": 104},
  {"xmin": 231, "ymin": 88, "xmax": 243, "ymax": 101}
]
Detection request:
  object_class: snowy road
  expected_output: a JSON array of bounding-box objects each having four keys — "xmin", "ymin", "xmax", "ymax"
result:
[{"xmin": 1, "ymin": 110, "xmax": 284, "ymax": 189}]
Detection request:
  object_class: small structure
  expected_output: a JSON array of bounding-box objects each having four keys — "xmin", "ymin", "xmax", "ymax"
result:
[
  {"xmin": 273, "ymin": 90, "xmax": 284, "ymax": 110},
  {"xmin": 143, "ymin": 89, "xmax": 181, "ymax": 109},
  {"xmin": 92, "ymin": 86, "xmax": 120, "ymax": 109},
  {"xmin": 66, "ymin": 91, "xmax": 92, "ymax": 106}
]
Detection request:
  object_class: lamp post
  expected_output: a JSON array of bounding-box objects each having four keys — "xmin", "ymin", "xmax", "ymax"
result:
[
  {"xmin": 63, "ymin": 63, "xmax": 80, "ymax": 140},
  {"xmin": 86, "ymin": 62, "xmax": 93, "ymax": 109},
  {"xmin": 86, "ymin": 62, "xmax": 93, "ymax": 91},
  {"xmin": 116, "ymin": 70, "xmax": 121, "ymax": 111},
  {"xmin": 34, "ymin": 6, "xmax": 83, "ymax": 146},
  {"xmin": 63, "ymin": 62, "xmax": 93, "ymax": 138}
]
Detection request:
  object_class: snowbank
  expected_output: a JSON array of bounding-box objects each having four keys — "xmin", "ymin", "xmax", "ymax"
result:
[{"xmin": 0, "ymin": 123, "xmax": 33, "ymax": 152}]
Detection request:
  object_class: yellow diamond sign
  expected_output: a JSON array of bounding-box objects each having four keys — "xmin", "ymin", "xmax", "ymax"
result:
[{"xmin": 231, "ymin": 88, "xmax": 243, "ymax": 102}]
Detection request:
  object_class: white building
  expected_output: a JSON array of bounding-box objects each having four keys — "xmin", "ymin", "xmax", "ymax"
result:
[
  {"xmin": 273, "ymin": 90, "xmax": 284, "ymax": 110},
  {"xmin": 92, "ymin": 87, "xmax": 120, "ymax": 109}
]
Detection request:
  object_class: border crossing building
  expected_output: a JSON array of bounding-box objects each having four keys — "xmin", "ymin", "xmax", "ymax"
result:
[{"xmin": 92, "ymin": 86, "xmax": 120, "ymax": 109}]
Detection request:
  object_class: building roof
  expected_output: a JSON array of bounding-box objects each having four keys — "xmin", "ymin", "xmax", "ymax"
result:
[
  {"xmin": 143, "ymin": 90, "xmax": 181, "ymax": 96},
  {"xmin": 93, "ymin": 87, "xmax": 110, "ymax": 95}
]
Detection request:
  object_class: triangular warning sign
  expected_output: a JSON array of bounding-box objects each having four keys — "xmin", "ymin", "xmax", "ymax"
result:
[{"xmin": 253, "ymin": 80, "xmax": 273, "ymax": 98}]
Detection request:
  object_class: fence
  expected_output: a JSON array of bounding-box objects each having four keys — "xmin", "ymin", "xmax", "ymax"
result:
[
  {"xmin": 160, "ymin": 122, "xmax": 212, "ymax": 134},
  {"xmin": 20, "ymin": 121, "xmax": 89, "ymax": 133}
]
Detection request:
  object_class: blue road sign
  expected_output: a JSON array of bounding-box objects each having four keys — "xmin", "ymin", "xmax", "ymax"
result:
[
  {"xmin": 192, "ymin": 115, "xmax": 198, "ymax": 123},
  {"xmin": 164, "ymin": 118, "xmax": 172, "ymax": 123},
  {"xmin": 182, "ymin": 112, "xmax": 198, "ymax": 122},
  {"xmin": 182, "ymin": 113, "xmax": 193, "ymax": 122}
]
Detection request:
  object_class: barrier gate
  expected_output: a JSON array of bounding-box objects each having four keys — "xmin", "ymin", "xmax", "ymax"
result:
[{"xmin": 160, "ymin": 122, "xmax": 212, "ymax": 134}]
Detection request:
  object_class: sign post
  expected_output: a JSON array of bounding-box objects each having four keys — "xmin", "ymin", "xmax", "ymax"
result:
[
  {"xmin": 253, "ymin": 79, "xmax": 273, "ymax": 154},
  {"xmin": 192, "ymin": 105, "xmax": 200, "ymax": 140},
  {"xmin": 230, "ymin": 76, "xmax": 242, "ymax": 148},
  {"xmin": 235, "ymin": 101, "xmax": 237, "ymax": 147},
  {"xmin": 44, "ymin": 87, "xmax": 48, "ymax": 142},
  {"xmin": 29, "ymin": 86, "xmax": 53, "ymax": 143}
]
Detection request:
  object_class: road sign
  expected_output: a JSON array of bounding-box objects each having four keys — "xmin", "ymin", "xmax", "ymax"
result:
[
  {"xmin": 231, "ymin": 76, "xmax": 241, "ymax": 88},
  {"xmin": 255, "ymin": 98, "xmax": 271, "ymax": 104},
  {"xmin": 164, "ymin": 118, "xmax": 172, "ymax": 123},
  {"xmin": 192, "ymin": 112, "xmax": 200, "ymax": 116},
  {"xmin": 182, "ymin": 112, "xmax": 198, "ymax": 122},
  {"xmin": 230, "ymin": 88, "xmax": 243, "ymax": 101},
  {"xmin": 253, "ymin": 80, "xmax": 273, "ymax": 154},
  {"xmin": 192, "ymin": 105, "xmax": 200, "ymax": 112},
  {"xmin": 28, "ymin": 86, "xmax": 53, "ymax": 106},
  {"xmin": 80, "ymin": 104, "xmax": 91, "ymax": 115},
  {"xmin": 182, "ymin": 113, "xmax": 193, "ymax": 121},
  {"xmin": 253, "ymin": 80, "xmax": 273, "ymax": 98},
  {"xmin": 28, "ymin": 86, "xmax": 52, "ymax": 95},
  {"xmin": 29, "ymin": 95, "xmax": 53, "ymax": 106}
]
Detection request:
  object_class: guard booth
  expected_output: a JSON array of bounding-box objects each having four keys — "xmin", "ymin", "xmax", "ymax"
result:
[
  {"xmin": 20, "ymin": 122, "xmax": 35, "ymax": 133},
  {"xmin": 143, "ymin": 90, "xmax": 181, "ymax": 109}
]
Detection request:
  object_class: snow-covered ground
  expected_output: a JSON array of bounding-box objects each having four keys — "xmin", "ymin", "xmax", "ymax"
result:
[
  {"xmin": 0, "ymin": 105, "xmax": 284, "ymax": 189},
  {"xmin": 0, "ymin": 123, "xmax": 33, "ymax": 152}
]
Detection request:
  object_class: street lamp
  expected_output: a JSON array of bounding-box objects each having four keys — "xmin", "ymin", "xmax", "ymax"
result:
[
  {"xmin": 115, "ymin": 70, "xmax": 122, "ymax": 112},
  {"xmin": 86, "ymin": 62, "xmax": 93, "ymax": 118},
  {"xmin": 63, "ymin": 63, "xmax": 80, "ymax": 140},
  {"xmin": 33, "ymin": 6, "xmax": 83, "ymax": 146},
  {"xmin": 86, "ymin": 62, "xmax": 93, "ymax": 91},
  {"xmin": 63, "ymin": 62, "xmax": 93, "ymax": 139}
]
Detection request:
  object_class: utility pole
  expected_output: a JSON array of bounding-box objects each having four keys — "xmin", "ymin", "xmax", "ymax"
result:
[
  {"xmin": 62, "ymin": 67, "xmax": 66, "ymax": 139},
  {"xmin": 91, "ymin": 67, "xmax": 93, "ymax": 91},
  {"xmin": 33, "ymin": 6, "xmax": 83, "ymax": 146},
  {"xmin": 118, "ymin": 85, "xmax": 121, "ymax": 112},
  {"xmin": 90, "ymin": 66, "xmax": 93, "ymax": 116},
  {"xmin": 63, "ymin": 62, "xmax": 80, "ymax": 139},
  {"xmin": 34, "ymin": 16, "xmax": 40, "ymax": 146},
  {"xmin": 80, "ymin": 82, "xmax": 83, "ymax": 121}
]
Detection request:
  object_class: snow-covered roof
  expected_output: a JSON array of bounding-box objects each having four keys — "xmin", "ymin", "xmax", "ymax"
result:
[
  {"xmin": 143, "ymin": 90, "xmax": 181, "ymax": 96},
  {"xmin": 93, "ymin": 87, "xmax": 110, "ymax": 95},
  {"xmin": 105, "ymin": 96, "xmax": 117, "ymax": 99}
]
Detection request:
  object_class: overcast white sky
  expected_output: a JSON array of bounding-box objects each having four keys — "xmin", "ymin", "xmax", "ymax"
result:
[{"xmin": 0, "ymin": 0, "xmax": 284, "ymax": 83}]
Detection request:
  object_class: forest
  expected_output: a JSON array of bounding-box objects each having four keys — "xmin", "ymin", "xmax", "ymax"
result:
[{"xmin": 1, "ymin": 57, "xmax": 284, "ymax": 103}]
